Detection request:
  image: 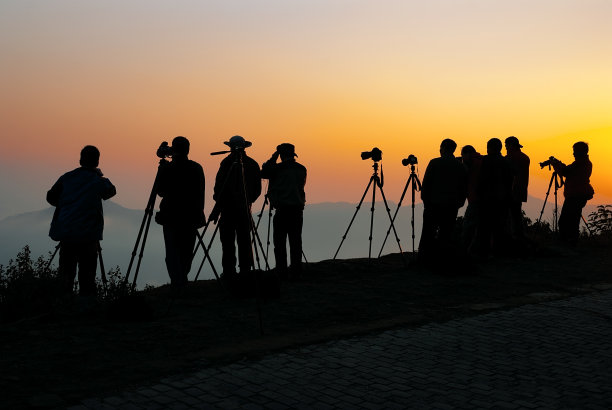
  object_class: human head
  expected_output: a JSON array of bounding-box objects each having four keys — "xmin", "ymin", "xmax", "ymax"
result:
[
  {"xmin": 80, "ymin": 145, "xmax": 100, "ymax": 168},
  {"xmin": 171, "ymin": 136, "xmax": 190, "ymax": 157},
  {"xmin": 505, "ymin": 136, "xmax": 523, "ymax": 152},
  {"xmin": 573, "ymin": 141, "xmax": 589, "ymax": 158},
  {"xmin": 461, "ymin": 145, "xmax": 476, "ymax": 163},
  {"xmin": 224, "ymin": 135, "xmax": 252, "ymax": 150},
  {"xmin": 276, "ymin": 143, "xmax": 297, "ymax": 161},
  {"xmin": 440, "ymin": 138, "xmax": 457, "ymax": 156},
  {"xmin": 487, "ymin": 138, "xmax": 502, "ymax": 155}
]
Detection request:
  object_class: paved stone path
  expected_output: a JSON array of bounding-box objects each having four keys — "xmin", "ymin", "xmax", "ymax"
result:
[{"xmin": 72, "ymin": 290, "xmax": 612, "ymax": 410}]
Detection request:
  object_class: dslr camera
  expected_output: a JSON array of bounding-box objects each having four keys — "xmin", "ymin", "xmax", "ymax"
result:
[
  {"xmin": 401, "ymin": 154, "xmax": 418, "ymax": 166},
  {"xmin": 156, "ymin": 142, "xmax": 173, "ymax": 159},
  {"xmin": 361, "ymin": 147, "xmax": 382, "ymax": 162},
  {"xmin": 539, "ymin": 156, "xmax": 558, "ymax": 169}
]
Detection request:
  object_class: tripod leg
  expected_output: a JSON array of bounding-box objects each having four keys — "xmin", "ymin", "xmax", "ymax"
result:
[
  {"xmin": 97, "ymin": 242, "xmax": 107, "ymax": 286},
  {"xmin": 553, "ymin": 173, "xmax": 560, "ymax": 232},
  {"xmin": 191, "ymin": 223, "xmax": 210, "ymax": 259},
  {"xmin": 333, "ymin": 177, "xmax": 374, "ymax": 259},
  {"xmin": 131, "ymin": 206, "xmax": 154, "ymax": 290},
  {"xmin": 250, "ymin": 214, "xmax": 271, "ymax": 271},
  {"xmin": 377, "ymin": 180, "xmax": 406, "ymax": 266},
  {"xmin": 194, "ymin": 223, "xmax": 219, "ymax": 281},
  {"xmin": 537, "ymin": 173, "xmax": 555, "ymax": 224},
  {"xmin": 125, "ymin": 168, "xmax": 160, "ymax": 284},
  {"xmin": 266, "ymin": 206, "xmax": 273, "ymax": 261},
  {"xmin": 411, "ymin": 174, "xmax": 418, "ymax": 255},
  {"xmin": 193, "ymin": 228, "xmax": 225, "ymax": 292},
  {"xmin": 378, "ymin": 177, "xmax": 411, "ymax": 257},
  {"xmin": 45, "ymin": 243, "xmax": 61, "ymax": 271},
  {"xmin": 251, "ymin": 195, "xmax": 268, "ymax": 249},
  {"xmin": 581, "ymin": 215, "xmax": 592, "ymax": 235},
  {"xmin": 369, "ymin": 176, "xmax": 377, "ymax": 259}
]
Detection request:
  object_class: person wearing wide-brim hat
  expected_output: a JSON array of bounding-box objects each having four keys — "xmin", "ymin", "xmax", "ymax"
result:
[
  {"xmin": 261, "ymin": 142, "xmax": 307, "ymax": 279},
  {"xmin": 210, "ymin": 136, "xmax": 261, "ymax": 275}
]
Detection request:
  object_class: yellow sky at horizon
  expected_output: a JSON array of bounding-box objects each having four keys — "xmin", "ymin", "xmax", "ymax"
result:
[{"xmin": 1, "ymin": 0, "xmax": 611, "ymax": 217}]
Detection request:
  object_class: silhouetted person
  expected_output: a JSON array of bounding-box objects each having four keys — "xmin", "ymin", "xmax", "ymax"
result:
[
  {"xmin": 460, "ymin": 145, "xmax": 483, "ymax": 252},
  {"xmin": 261, "ymin": 143, "xmax": 307, "ymax": 279},
  {"xmin": 419, "ymin": 139, "xmax": 467, "ymax": 261},
  {"xmin": 551, "ymin": 141, "xmax": 594, "ymax": 243},
  {"xmin": 47, "ymin": 145, "xmax": 116, "ymax": 296},
  {"xmin": 156, "ymin": 136, "xmax": 205, "ymax": 287},
  {"xmin": 505, "ymin": 136, "xmax": 530, "ymax": 240},
  {"xmin": 476, "ymin": 138, "xmax": 514, "ymax": 255},
  {"xmin": 211, "ymin": 136, "xmax": 261, "ymax": 275}
]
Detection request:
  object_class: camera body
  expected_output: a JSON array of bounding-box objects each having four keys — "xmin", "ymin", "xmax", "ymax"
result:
[
  {"xmin": 401, "ymin": 154, "xmax": 418, "ymax": 166},
  {"xmin": 539, "ymin": 156, "xmax": 558, "ymax": 169},
  {"xmin": 361, "ymin": 147, "xmax": 382, "ymax": 162},
  {"xmin": 157, "ymin": 142, "xmax": 174, "ymax": 159}
]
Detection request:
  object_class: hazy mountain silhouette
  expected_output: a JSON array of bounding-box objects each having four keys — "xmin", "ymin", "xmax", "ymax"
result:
[{"xmin": 0, "ymin": 197, "xmax": 596, "ymax": 288}]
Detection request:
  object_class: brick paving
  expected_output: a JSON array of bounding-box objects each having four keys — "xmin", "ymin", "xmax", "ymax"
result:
[{"xmin": 73, "ymin": 290, "xmax": 612, "ymax": 409}]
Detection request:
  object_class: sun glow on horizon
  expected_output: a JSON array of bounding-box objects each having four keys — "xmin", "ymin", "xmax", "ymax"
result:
[{"xmin": 1, "ymin": 0, "xmax": 611, "ymax": 218}]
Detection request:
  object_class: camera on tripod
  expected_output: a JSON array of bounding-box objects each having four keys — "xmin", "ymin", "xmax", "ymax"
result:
[
  {"xmin": 539, "ymin": 156, "xmax": 559, "ymax": 169},
  {"xmin": 401, "ymin": 155, "xmax": 418, "ymax": 166},
  {"xmin": 361, "ymin": 147, "xmax": 382, "ymax": 162},
  {"xmin": 156, "ymin": 142, "xmax": 173, "ymax": 159}
]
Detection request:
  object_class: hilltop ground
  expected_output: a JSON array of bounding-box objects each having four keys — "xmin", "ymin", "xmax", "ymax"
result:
[{"xmin": 1, "ymin": 238, "xmax": 611, "ymax": 409}]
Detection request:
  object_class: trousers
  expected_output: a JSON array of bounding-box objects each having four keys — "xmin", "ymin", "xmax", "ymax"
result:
[
  {"xmin": 58, "ymin": 240, "xmax": 98, "ymax": 296},
  {"xmin": 273, "ymin": 206, "xmax": 303, "ymax": 273}
]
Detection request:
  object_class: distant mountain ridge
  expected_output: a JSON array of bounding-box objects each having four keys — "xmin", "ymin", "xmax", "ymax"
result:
[{"xmin": 0, "ymin": 198, "xmax": 596, "ymax": 288}]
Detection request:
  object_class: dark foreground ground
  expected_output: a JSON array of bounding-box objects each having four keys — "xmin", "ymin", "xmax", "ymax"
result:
[{"xmin": 1, "ymin": 239, "xmax": 611, "ymax": 409}]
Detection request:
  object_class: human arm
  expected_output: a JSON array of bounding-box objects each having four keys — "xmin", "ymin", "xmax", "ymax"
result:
[
  {"xmin": 46, "ymin": 178, "xmax": 63, "ymax": 206},
  {"xmin": 260, "ymin": 151, "xmax": 280, "ymax": 179}
]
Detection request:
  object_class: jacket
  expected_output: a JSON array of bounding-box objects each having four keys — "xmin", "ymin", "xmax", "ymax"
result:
[
  {"xmin": 261, "ymin": 159, "xmax": 307, "ymax": 209},
  {"xmin": 506, "ymin": 150, "xmax": 530, "ymax": 202},
  {"xmin": 554, "ymin": 156, "xmax": 594, "ymax": 199},
  {"xmin": 477, "ymin": 153, "xmax": 514, "ymax": 204},
  {"xmin": 421, "ymin": 154, "xmax": 467, "ymax": 209},
  {"xmin": 213, "ymin": 152, "xmax": 261, "ymax": 210},
  {"xmin": 157, "ymin": 157, "xmax": 206, "ymax": 228},
  {"xmin": 47, "ymin": 167, "xmax": 116, "ymax": 242}
]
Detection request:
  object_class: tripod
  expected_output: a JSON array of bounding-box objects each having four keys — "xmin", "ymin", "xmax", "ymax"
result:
[
  {"xmin": 333, "ymin": 161, "xmax": 405, "ymax": 263},
  {"xmin": 124, "ymin": 158, "xmax": 216, "ymax": 290},
  {"xmin": 537, "ymin": 170, "xmax": 564, "ymax": 231},
  {"xmin": 378, "ymin": 163, "xmax": 421, "ymax": 257}
]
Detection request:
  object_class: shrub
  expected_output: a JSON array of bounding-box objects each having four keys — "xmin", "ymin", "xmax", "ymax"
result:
[
  {"xmin": 0, "ymin": 246, "xmax": 62, "ymax": 322},
  {"xmin": 0, "ymin": 245, "xmax": 138, "ymax": 322},
  {"xmin": 587, "ymin": 205, "xmax": 612, "ymax": 237}
]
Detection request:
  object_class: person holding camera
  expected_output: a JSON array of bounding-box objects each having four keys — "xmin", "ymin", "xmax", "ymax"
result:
[
  {"xmin": 261, "ymin": 143, "xmax": 307, "ymax": 279},
  {"xmin": 156, "ymin": 136, "xmax": 206, "ymax": 287},
  {"xmin": 551, "ymin": 141, "xmax": 594, "ymax": 243},
  {"xmin": 418, "ymin": 138, "xmax": 467, "ymax": 261},
  {"xmin": 210, "ymin": 136, "xmax": 261, "ymax": 275},
  {"xmin": 504, "ymin": 136, "xmax": 530, "ymax": 240},
  {"xmin": 47, "ymin": 145, "xmax": 116, "ymax": 296}
]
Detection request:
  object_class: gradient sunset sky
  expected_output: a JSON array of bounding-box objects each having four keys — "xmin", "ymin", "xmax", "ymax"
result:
[{"xmin": 1, "ymin": 0, "xmax": 611, "ymax": 219}]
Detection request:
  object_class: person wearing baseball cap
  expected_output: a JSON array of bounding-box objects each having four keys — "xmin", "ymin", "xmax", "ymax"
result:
[
  {"xmin": 504, "ymin": 136, "xmax": 530, "ymax": 241},
  {"xmin": 261, "ymin": 143, "xmax": 307, "ymax": 279}
]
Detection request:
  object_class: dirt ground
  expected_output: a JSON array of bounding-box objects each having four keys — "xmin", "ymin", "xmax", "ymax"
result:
[{"xmin": 1, "ymin": 239, "xmax": 611, "ymax": 409}]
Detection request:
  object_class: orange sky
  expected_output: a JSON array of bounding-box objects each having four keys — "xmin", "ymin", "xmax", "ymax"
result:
[{"xmin": 1, "ymin": 0, "xmax": 611, "ymax": 218}]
